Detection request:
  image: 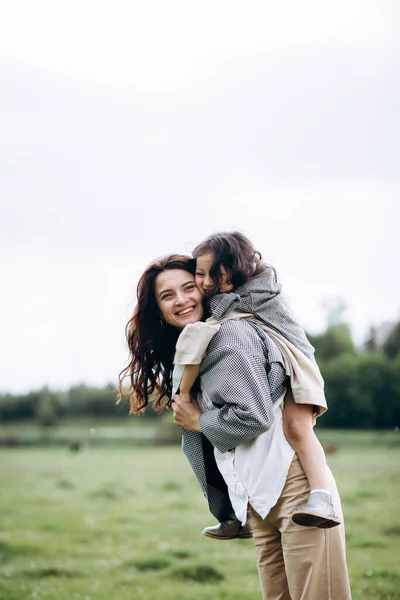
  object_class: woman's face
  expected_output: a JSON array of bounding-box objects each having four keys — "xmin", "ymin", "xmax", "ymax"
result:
[{"xmin": 155, "ymin": 269, "xmax": 203, "ymax": 329}]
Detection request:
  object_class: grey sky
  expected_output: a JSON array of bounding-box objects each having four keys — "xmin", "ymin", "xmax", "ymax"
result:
[{"xmin": 1, "ymin": 0, "xmax": 399, "ymax": 392}]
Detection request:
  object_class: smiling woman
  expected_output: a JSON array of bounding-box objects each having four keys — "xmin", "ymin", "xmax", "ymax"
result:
[
  {"xmin": 117, "ymin": 255, "xmax": 201, "ymax": 414},
  {"xmin": 155, "ymin": 270, "xmax": 203, "ymax": 329},
  {"xmin": 118, "ymin": 247, "xmax": 352, "ymax": 599}
]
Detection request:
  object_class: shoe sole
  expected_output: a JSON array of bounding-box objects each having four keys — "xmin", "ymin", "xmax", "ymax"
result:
[
  {"xmin": 202, "ymin": 531, "xmax": 253, "ymax": 540},
  {"xmin": 292, "ymin": 510, "xmax": 341, "ymax": 529}
]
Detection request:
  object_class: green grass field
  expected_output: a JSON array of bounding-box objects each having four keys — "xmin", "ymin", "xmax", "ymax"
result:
[{"xmin": 0, "ymin": 430, "xmax": 399, "ymax": 600}]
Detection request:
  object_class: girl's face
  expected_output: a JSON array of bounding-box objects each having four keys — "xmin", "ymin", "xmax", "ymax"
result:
[
  {"xmin": 195, "ymin": 252, "xmax": 233, "ymax": 296},
  {"xmin": 155, "ymin": 269, "xmax": 203, "ymax": 329}
]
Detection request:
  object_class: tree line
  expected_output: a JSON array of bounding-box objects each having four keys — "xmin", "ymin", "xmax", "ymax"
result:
[
  {"xmin": 308, "ymin": 321, "xmax": 400, "ymax": 429},
  {"xmin": 1, "ymin": 319, "xmax": 399, "ymax": 429}
]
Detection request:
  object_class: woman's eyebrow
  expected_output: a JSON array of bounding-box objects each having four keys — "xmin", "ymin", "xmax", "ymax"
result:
[
  {"xmin": 158, "ymin": 280, "xmax": 194, "ymax": 297},
  {"xmin": 158, "ymin": 288, "xmax": 173, "ymax": 297}
]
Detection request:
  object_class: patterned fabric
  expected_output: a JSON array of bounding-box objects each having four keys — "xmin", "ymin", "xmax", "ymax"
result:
[
  {"xmin": 208, "ymin": 312, "xmax": 327, "ymax": 413},
  {"xmin": 209, "ymin": 268, "xmax": 315, "ymax": 359},
  {"xmin": 181, "ymin": 428, "xmax": 236, "ymax": 522},
  {"xmin": 212, "ymin": 390, "xmax": 294, "ymax": 525},
  {"xmin": 181, "ymin": 318, "xmax": 287, "ymax": 522}
]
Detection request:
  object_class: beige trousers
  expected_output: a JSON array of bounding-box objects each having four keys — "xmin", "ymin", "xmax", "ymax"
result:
[{"xmin": 250, "ymin": 455, "xmax": 352, "ymax": 600}]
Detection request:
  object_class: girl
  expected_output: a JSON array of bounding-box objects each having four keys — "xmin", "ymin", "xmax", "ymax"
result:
[{"xmin": 174, "ymin": 231, "xmax": 340, "ymax": 532}]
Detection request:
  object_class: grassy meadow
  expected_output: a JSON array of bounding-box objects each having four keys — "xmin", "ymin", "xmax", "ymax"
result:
[{"xmin": 0, "ymin": 428, "xmax": 399, "ymax": 600}]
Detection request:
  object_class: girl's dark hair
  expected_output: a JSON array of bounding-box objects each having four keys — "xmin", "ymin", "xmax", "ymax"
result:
[
  {"xmin": 192, "ymin": 231, "xmax": 271, "ymax": 294},
  {"xmin": 117, "ymin": 254, "xmax": 196, "ymax": 414}
]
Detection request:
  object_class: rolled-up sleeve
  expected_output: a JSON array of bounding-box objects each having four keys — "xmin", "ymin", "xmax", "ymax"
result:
[
  {"xmin": 199, "ymin": 333, "xmax": 284, "ymax": 453},
  {"xmin": 174, "ymin": 322, "xmax": 221, "ymax": 365}
]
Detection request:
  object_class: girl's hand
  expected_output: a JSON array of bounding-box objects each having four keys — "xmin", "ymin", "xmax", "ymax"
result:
[{"xmin": 172, "ymin": 395, "xmax": 202, "ymax": 431}]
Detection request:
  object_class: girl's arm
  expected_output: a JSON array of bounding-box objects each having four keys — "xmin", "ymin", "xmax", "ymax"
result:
[
  {"xmin": 179, "ymin": 364, "xmax": 201, "ymax": 401},
  {"xmin": 174, "ymin": 322, "xmax": 220, "ymax": 401}
]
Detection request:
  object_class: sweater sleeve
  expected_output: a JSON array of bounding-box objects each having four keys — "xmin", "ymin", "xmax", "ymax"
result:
[{"xmin": 199, "ymin": 332, "xmax": 284, "ymax": 453}]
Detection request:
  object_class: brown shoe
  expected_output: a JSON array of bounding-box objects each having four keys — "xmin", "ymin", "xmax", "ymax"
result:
[{"xmin": 202, "ymin": 518, "xmax": 253, "ymax": 540}]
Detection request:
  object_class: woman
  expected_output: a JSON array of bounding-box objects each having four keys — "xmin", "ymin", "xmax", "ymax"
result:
[
  {"xmin": 118, "ymin": 254, "xmax": 238, "ymax": 526},
  {"xmin": 119, "ymin": 253, "xmax": 352, "ymax": 600}
]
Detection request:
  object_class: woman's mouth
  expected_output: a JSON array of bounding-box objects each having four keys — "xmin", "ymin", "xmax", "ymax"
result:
[{"xmin": 176, "ymin": 306, "xmax": 196, "ymax": 316}]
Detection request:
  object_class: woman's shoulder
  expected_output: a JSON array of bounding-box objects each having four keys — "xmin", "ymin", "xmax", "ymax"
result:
[
  {"xmin": 209, "ymin": 319, "xmax": 266, "ymax": 353},
  {"xmin": 208, "ymin": 318, "xmax": 284, "ymax": 364}
]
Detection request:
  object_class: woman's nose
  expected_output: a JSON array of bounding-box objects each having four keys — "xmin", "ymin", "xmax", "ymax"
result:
[{"xmin": 174, "ymin": 292, "xmax": 187, "ymax": 305}]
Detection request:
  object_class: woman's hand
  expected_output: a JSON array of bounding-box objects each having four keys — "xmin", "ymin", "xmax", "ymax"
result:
[{"xmin": 172, "ymin": 395, "xmax": 202, "ymax": 431}]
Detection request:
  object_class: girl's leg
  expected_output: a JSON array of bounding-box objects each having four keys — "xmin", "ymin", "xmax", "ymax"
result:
[
  {"xmin": 283, "ymin": 390, "xmax": 330, "ymax": 490},
  {"xmin": 283, "ymin": 390, "xmax": 341, "ymax": 527}
]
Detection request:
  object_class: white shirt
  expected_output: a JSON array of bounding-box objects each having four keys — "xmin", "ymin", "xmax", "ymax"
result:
[
  {"xmin": 203, "ymin": 388, "xmax": 295, "ymax": 525},
  {"xmin": 174, "ymin": 363, "xmax": 295, "ymax": 526}
]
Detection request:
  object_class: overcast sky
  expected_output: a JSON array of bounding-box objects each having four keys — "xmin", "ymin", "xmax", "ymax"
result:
[{"xmin": 1, "ymin": 0, "xmax": 399, "ymax": 393}]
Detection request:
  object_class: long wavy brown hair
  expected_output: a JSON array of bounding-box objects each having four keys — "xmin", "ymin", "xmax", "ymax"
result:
[{"xmin": 117, "ymin": 255, "xmax": 196, "ymax": 414}]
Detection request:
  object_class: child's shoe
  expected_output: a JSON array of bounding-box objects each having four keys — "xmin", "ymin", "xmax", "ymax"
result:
[
  {"xmin": 292, "ymin": 491, "xmax": 341, "ymax": 528},
  {"xmin": 201, "ymin": 516, "xmax": 253, "ymax": 540}
]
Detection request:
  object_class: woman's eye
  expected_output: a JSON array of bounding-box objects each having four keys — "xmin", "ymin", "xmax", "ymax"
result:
[
  {"xmin": 185, "ymin": 285, "xmax": 195, "ymax": 291},
  {"xmin": 161, "ymin": 293, "xmax": 172, "ymax": 300}
]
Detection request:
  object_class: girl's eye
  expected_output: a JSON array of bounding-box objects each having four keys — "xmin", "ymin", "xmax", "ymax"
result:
[{"xmin": 195, "ymin": 272, "xmax": 204, "ymax": 277}]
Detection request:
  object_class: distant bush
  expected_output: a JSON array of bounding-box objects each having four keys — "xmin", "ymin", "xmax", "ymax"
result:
[
  {"xmin": 153, "ymin": 411, "xmax": 181, "ymax": 445},
  {"xmin": 1, "ymin": 319, "xmax": 400, "ymax": 429},
  {"xmin": 0, "ymin": 391, "xmax": 40, "ymax": 421},
  {"xmin": 1, "ymin": 429, "xmax": 22, "ymax": 447}
]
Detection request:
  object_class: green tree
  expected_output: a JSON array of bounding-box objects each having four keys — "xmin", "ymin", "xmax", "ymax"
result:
[
  {"xmin": 0, "ymin": 391, "xmax": 40, "ymax": 421},
  {"xmin": 36, "ymin": 386, "xmax": 58, "ymax": 427},
  {"xmin": 364, "ymin": 326, "xmax": 379, "ymax": 352},
  {"xmin": 308, "ymin": 323, "xmax": 356, "ymax": 362},
  {"xmin": 319, "ymin": 354, "xmax": 368, "ymax": 428},
  {"xmin": 354, "ymin": 353, "xmax": 395, "ymax": 429},
  {"xmin": 382, "ymin": 321, "xmax": 400, "ymax": 359}
]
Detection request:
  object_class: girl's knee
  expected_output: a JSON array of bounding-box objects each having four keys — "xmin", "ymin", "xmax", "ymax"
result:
[{"xmin": 283, "ymin": 408, "xmax": 313, "ymax": 444}]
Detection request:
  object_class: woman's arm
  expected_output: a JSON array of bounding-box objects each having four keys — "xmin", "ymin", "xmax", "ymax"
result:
[
  {"xmin": 199, "ymin": 344, "xmax": 280, "ymax": 453},
  {"xmin": 176, "ymin": 320, "xmax": 286, "ymax": 454}
]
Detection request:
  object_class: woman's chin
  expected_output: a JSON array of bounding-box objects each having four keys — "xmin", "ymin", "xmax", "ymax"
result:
[{"xmin": 175, "ymin": 310, "xmax": 202, "ymax": 328}]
